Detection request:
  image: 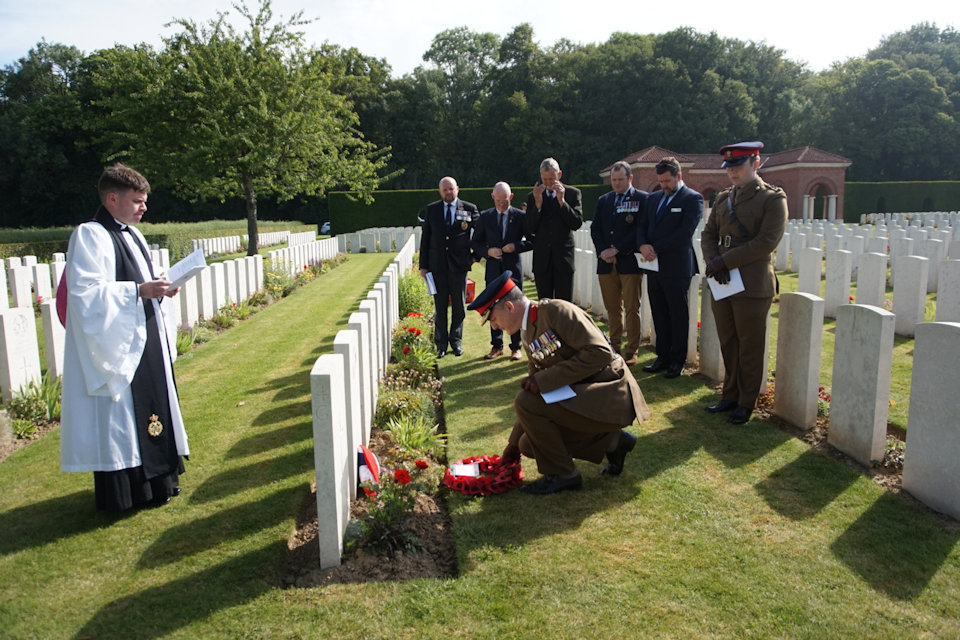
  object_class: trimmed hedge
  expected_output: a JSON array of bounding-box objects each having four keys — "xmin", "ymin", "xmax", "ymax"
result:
[
  {"xmin": 329, "ymin": 184, "xmax": 610, "ymax": 234},
  {"xmin": 844, "ymin": 181, "xmax": 960, "ymax": 222}
]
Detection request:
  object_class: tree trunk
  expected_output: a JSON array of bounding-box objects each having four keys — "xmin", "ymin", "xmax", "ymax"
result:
[{"xmin": 244, "ymin": 175, "xmax": 259, "ymax": 256}]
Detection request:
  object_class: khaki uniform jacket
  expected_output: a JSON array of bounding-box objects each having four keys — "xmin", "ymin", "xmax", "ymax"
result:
[
  {"xmin": 522, "ymin": 299, "xmax": 650, "ymax": 426},
  {"xmin": 701, "ymin": 178, "xmax": 788, "ymax": 298}
]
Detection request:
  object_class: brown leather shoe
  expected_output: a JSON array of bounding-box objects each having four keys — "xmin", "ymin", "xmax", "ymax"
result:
[
  {"xmin": 510, "ymin": 349, "xmax": 522, "ymax": 361},
  {"xmin": 484, "ymin": 347, "xmax": 504, "ymax": 360},
  {"xmin": 623, "ymin": 353, "xmax": 638, "ymax": 366}
]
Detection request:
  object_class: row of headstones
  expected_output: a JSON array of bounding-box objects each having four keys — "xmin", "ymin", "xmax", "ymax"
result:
[
  {"xmin": 0, "ymin": 249, "xmax": 267, "ymax": 402},
  {"xmin": 337, "ymin": 228, "xmax": 420, "ymax": 255},
  {"xmin": 266, "ymin": 238, "xmax": 340, "ymax": 276},
  {"xmin": 3, "ymin": 254, "xmax": 68, "ymax": 310},
  {"xmin": 861, "ymin": 211, "xmax": 960, "ymax": 229},
  {"xmin": 792, "ymin": 249, "xmax": 960, "ymax": 331},
  {"xmin": 287, "ymin": 231, "xmax": 317, "ymax": 247},
  {"xmin": 764, "ymin": 292, "xmax": 960, "ymax": 522},
  {"xmin": 308, "ymin": 234, "xmax": 416, "ymax": 569},
  {"xmin": 778, "ymin": 221, "xmax": 960, "ymax": 292},
  {"xmin": 191, "ymin": 231, "xmax": 291, "ymax": 257}
]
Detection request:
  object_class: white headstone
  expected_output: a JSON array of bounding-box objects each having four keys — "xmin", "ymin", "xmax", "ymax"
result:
[
  {"xmin": 196, "ymin": 266, "xmax": 215, "ymax": 319},
  {"xmin": 0, "ymin": 307, "xmax": 42, "ymax": 402},
  {"xmin": 40, "ymin": 299, "xmax": 66, "ymax": 378},
  {"xmin": 856, "ymin": 252, "xmax": 887, "ymax": 308},
  {"xmin": 797, "ymin": 247, "xmax": 823, "ymax": 296},
  {"xmin": 892, "ymin": 255, "xmax": 929, "ymax": 337},
  {"xmin": 334, "ymin": 330, "xmax": 362, "ymax": 501},
  {"xmin": 902, "ymin": 322, "xmax": 960, "ymax": 520},
  {"xmin": 310, "ymin": 353, "xmax": 350, "ymax": 569},
  {"xmin": 936, "ymin": 260, "xmax": 960, "ymax": 322},
  {"xmin": 824, "ymin": 250, "xmax": 853, "ymax": 318},
  {"xmin": 698, "ymin": 286, "xmax": 724, "ymax": 382},
  {"xmin": 348, "ymin": 311, "xmax": 373, "ymax": 443},
  {"xmin": 9, "ymin": 265, "xmax": 33, "ymax": 308},
  {"xmin": 686, "ymin": 275, "xmax": 701, "ymax": 365},
  {"xmin": 773, "ymin": 292, "xmax": 824, "ymax": 430},
  {"xmin": 827, "ymin": 305, "xmax": 894, "ymax": 465}
]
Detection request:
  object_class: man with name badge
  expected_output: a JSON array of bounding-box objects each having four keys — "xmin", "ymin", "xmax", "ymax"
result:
[
  {"xmin": 637, "ymin": 157, "xmax": 704, "ymax": 379},
  {"xmin": 467, "ymin": 271, "xmax": 650, "ymax": 494},
  {"xmin": 701, "ymin": 142, "xmax": 787, "ymax": 424}
]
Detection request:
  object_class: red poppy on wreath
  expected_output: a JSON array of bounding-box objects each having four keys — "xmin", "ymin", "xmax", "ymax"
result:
[
  {"xmin": 415, "ymin": 459, "xmax": 428, "ymax": 469},
  {"xmin": 394, "ymin": 468, "xmax": 411, "ymax": 484},
  {"xmin": 402, "ymin": 346, "xmax": 410, "ymax": 355}
]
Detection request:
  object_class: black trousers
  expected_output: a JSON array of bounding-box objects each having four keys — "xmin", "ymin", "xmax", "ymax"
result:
[
  {"xmin": 534, "ymin": 262, "xmax": 573, "ymax": 302},
  {"xmin": 432, "ymin": 269, "xmax": 467, "ymax": 351},
  {"xmin": 647, "ymin": 272, "xmax": 692, "ymax": 366}
]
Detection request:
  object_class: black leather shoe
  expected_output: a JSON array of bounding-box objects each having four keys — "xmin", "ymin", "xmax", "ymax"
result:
[
  {"xmin": 664, "ymin": 363, "xmax": 683, "ymax": 378},
  {"xmin": 171, "ymin": 487, "xmax": 182, "ymax": 497},
  {"xmin": 642, "ymin": 359, "xmax": 667, "ymax": 373},
  {"xmin": 600, "ymin": 430, "xmax": 637, "ymax": 476},
  {"xmin": 453, "ymin": 347, "xmax": 463, "ymax": 357},
  {"xmin": 706, "ymin": 400, "xmax": 737, "ymax": 413},
  {"xmin": 728, "ymin": 406, "xmax": 752, "ymax": 424},
  {"xmin": 436, "ymin": 350, "xmax": 446, "ymax": 359},
  {"xmin": 519, "ymin": 473, "xmax": 583, "ymax": 495}
]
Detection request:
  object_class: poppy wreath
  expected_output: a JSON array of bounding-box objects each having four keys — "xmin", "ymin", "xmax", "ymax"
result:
[{"xmin": 443, "ymin": 455, "xmax": 524, "ymax": 497}]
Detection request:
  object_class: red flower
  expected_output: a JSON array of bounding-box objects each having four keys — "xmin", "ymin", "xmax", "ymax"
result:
[
  {"xmin": 415, "ymin": 459, "xmax": 428, "ymax": 469},
  {"xmin": 303, "ymin": 265, "xmax": 308, "ymax": 269},
  {"xmin": 414, "ymin": 328, "xmax": 422, "ymax": 336},
  {"xmin": 402, "ymin": 346, "xmax": 410, "ymax": 355},
  {"xmin": 697, "ymin": 321, "xmax": 701, "ymax": 328},
  {"xmin": 849, "ymin": 296, "xmax": 854, "ymax": 301},
  {"xmin": 394, "ymin": 469, "xmax": 411, "ymax": 484},
  {"xmin": 408, "ymin": 327, "xmax": 417, "ymax": 334}
]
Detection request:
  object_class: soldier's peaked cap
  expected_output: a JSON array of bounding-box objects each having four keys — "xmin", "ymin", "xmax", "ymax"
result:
[
  {"xmin": 467, "ymin": 271, "xmax": 516, "ymax": 325},
  {"xmin": 720, "ymin": 141, "xmax": 764, "ymax": 168}
]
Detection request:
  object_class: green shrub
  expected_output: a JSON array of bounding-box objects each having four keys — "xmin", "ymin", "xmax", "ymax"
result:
[
  {"xmin": 373, "ymin": 388, "xmax": 434, "ymax": 431},
  {"xmin": 398, "ymin": 272, "xmax": 434, "ymax": 318},
  {"xmin": 176, "ymin": 328, "xmax": 194, "ymax": 356},
  {"xmin": 13, "ymin": 418, "xmax": 38, "ymax": 440},
  {"xmin": 6, "ymin": 387, "xmax": 46, "ymax": 424},
  {"xmin": 384, "ymin": 414, "xmax": 447, "ymax": 460}
]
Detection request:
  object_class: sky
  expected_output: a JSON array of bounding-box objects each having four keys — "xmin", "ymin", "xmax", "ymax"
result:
[{"xmin": 0, "ymin": 0, "xmax": 957, "ymax": 76}]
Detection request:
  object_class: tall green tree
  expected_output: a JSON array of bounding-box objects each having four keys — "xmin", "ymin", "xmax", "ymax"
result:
[{"xmin": 88, "ymin": 0, "xmax": 391, "ymax": 254}]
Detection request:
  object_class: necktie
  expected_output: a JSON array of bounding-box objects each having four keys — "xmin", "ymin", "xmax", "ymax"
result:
[
  {"xmin": 656, "ymin": 195, "xmax": 668, "ymax": 221},
  {"xmin": 499, "ymin": 212, "xmax": 507, "ymax": 239},
  {"xmin": 545, "ymin": 189, "xmax": 554, "ymax": 198},
  {"xmin": 445, "ymin": 203, "xmax": 452, "ymax": 226},
  {"xmin": 615, "ymin": 193, "xmax": 624, "ymax": 209}
]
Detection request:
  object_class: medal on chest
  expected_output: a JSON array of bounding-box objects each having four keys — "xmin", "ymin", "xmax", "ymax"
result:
[{"xmin": 527, "ymin": 329, "xmax": 561, "ymax": 363}]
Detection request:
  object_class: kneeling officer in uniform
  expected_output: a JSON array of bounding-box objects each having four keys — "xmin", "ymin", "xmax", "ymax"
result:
[{"xmin": 467, "ymin": 271, "xmax": 650, "ymax": 494}]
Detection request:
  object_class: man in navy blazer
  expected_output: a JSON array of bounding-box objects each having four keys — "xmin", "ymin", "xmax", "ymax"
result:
[
  {"xmin": 591, "ymin": 161, "xmax": 648, "ymax": 365},
  {"xmin": 471, "ymin": 181, "xmax": 533, "ymax": 360},
  {"xmin": 419, "ymin": 176, "xmax": 478, "ymax": 357},
  {"xmin": 636, "ymin": 157, "xmax": 704, "ymax": 378}
]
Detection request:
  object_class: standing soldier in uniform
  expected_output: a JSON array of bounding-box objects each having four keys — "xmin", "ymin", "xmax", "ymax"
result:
[{"xmin": 701, "ymin": 142, "xmax": 788, "ymax": 424}]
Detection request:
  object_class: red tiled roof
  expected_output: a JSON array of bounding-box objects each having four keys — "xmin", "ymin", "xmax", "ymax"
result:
[{"xmin": 602, "ymin": 145, "xmax": 851, "ymax": 175}]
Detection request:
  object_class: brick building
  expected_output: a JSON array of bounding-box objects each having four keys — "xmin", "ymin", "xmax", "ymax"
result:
[{"xmin": 601, "ymin": 146, "xmax": 852, "ymax": 220}]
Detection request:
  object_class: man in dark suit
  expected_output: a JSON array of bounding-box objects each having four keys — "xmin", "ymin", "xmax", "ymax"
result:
[
  {"xmin": 419, "ymin": 176, "xmax": 477, "ymax": 358},
  {"xmin": 525, "ymin": 157, "xmax": 583, "ymax": 302},
  {"xmin": 591, "ymin": 160, "xmax": 648, "ymax": 366},
  {"xmin": 471, "ymin": 181, "xmax": 532, "ymax": 361},
  {"xmin": 637, "ymin": 157, "xmax": 704, "ymax": 379}
]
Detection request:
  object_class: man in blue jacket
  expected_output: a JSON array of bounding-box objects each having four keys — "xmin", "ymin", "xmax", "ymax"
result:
[
  {"xmin": 472, "ymin": 181, "xmax": 532, "ymax": 360},
  {"xmin": 637, "ymin": 157, "xmax": 704, "ymax": 378},
  {"xmin": 591, "ymin": 161, "xmax": 648, "ymax": 365}
]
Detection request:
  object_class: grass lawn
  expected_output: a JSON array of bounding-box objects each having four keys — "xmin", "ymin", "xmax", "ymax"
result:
[{"xmin": 1, "ymin": 257, "xmax": 958, "ymax": 639}]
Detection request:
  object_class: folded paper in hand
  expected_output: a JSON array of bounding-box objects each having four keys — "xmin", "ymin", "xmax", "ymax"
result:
[
  {"xmin": 634, "ymin": 253, "xmax": 659, "ymax": 272},
  {"xmin": 424, "ymin": 272, "xmax": 437, "ymax": 295},
  {"xmin": 707, "ymin": 267, "xmax": 745, "ymax": 300},
  {"xmin": 166, "ymin": 249, "xmax": 207, "ymax": 290}
]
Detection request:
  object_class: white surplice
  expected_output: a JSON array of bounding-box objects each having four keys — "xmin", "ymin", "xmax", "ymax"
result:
[{"xmin": 60, "ymin": 220, "xmax": 189, "ymax": 473}]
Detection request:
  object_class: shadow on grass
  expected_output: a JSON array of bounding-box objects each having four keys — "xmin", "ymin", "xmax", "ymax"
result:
[
  {"xmin": 225, "ymin": 423, "xmax": 312, "ymax": 459},
  {"xmin": 451, "ymin": 422, "xmax": 702, "ymax": 569},
  {"xmin": 755, "ymin": 449, "xmax": 860, "ymax": 519},
  {"xmin": 0, "ymin": 490, "xmax": 114, "ymax": 556},
  {"xmin": 139, "ymin": 484, "xmax": 305, "ymax": 569},
  {"xmin": 831, "ymin": 492, "xmax": 960, "ymax": 600},
  {"xmin": 77, "ymin": 541, "xmax": 285, "ymax": 640},
  {"xmin": 188, "ymin": 448, "xmax": 312, "ymax": 505}
]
